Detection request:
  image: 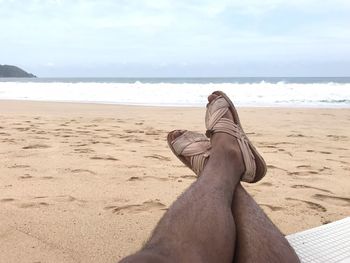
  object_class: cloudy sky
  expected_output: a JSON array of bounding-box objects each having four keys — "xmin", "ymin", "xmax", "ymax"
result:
[{"xmin": 1, "ymin": 0, "xmax": 349, "ymax": 77}]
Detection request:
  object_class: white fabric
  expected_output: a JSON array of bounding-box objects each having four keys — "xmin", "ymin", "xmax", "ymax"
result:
[{"xmin": 287, "ymin": 217, "xmax": 350, "ymax": 263}]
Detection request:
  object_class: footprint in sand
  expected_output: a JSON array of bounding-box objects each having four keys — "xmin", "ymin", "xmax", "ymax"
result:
[
  {"xmin": 124, "ymin": 129, "xmax": 144, "ymax": 134},
  {"xmin": 15, "ymin": 127, "xmax": 31, "ymax": 132},
  {"xmin": 104, "ymin": 200, "xmax": 166, "ymax": 215},
  {"xmin": 2, "ymin": 138, "xmax": 17, "ymax": 144},
  {"xmin": 35, "ymin": 131, "xmax": 47, "ymax": 135},
  {"xmin": 126, "ymin": 165, "xmax": 146, "ymax": 169},
  {"xmin": 22, "ymin": 144, "xmax": 51, "ymax": 149},
  {"xmin": 19, "ymin": 174, "xmax": 33, "ymax": 179},
  {"xmin": 94, "ymin": 128, "xmax": 111, "ymax": 132},
  {"xmin": 70, "ymin": 169, "xmax": 96, "ymax": 175},
  {"xmin": 266, "ymin": 165, "xmax": 287, "ymax": 171},
  {"xmin": 126, "ymin": 138, "xmax": 145, "ymax": 143},
  {"xmin": 259, "ymin": 204, "xmax": 284, "ymax": 211},
  {"xmin": 291, "ymin": 185, "xmax": 333, "ymax": 194},
  {"xmin": 312, "ymin": 194, "xmax": 350, "ymax": 206},
  {"xmin": 31, "ymin": 136, "xmax": 50, "ymax": 140},
  {"xmin": 1, "ymin": 198, "xmax": 15, "ymax": 202},
  {"xmin": 286, "ymin": 197, "xmax": 327, "ymax": 212},
  {"xmin": 127, "ymin": 176, "xmax": 143, "ymax": 181},
  {"xmin": 8, "ymin": 164, "xmax": 31, "ymax": 169},
  {"xmin": 259, "ymin": 182, "xmax": 273, "ymax": 187},
  {"xmin": 294, "ymin": 165, "xmax": 330, "ymax": 175},
  {"xmin": 74, "ymin": 148, "xmax": 95, "ymax": 154},
  {"xmin": 127, "ymin": 176, "xmax": 169, "ymax": 182},
  {"xmin": 90, "ymin": 155, "xmax": 119, "ymax": 161},
  {"xmin": 115, "ymin": 119, "xmax": 126, "ymax": 123},
  {"xmin": 18, "ymin": 202, "xmax": 49, "ymax": 208},
  {"xmin": 144, "ymin": 154, "xmax": 171, "ymax": 161},
  {"xmin": 145, "ymin": 129, "xmax": 162, "ymax": 136},
  {"xmin": 288, "ymin": 170, "xmax": 318, "ymax": 176},
  {"xmin": 54, "ymin": 128, "xmax": 73, "ymax": 132},
  {"xmin": 334, "ymin": 147, "xmax": 349, "ymax": 151},
  {"xmin": 287, "ymin": 133, "xmax": 307, "ymax": 138},
  {"xmin": 54, "ymin": 195, "xmax": 86, "ymax": 204},
  {"xmin": 318, "ymin": 166, "xmax": 331, "ymax": 172},
  {"xmin": 71, "ymin": 143, "xmax": 88, "ymax": 147},
  {"xmin": 261, "ymin": 145, "xmax": 277, "ymax": 149},
  {"xmin": 296, "ymin": 165, "xmax": 312, "ymax": 169},
  {"xmin": 41, "ymin": 176, "xmax": 55, "ymax": 180},
  {"xmin": 116, "ymin": 134, "xmax": 134, "ymax": 139},
  {"xmin": 75, "ymin": 130, "xmax": 91, "ymax": 135},
  {"xmin": 326, "ymin": 135, "xmax": 348, "ymax": 141},
  {"xmin": 20, "ymin": 195, "xmax": 85, "ymax": 208},
  {"xmin": 62, "ymin": 134, "xmax": 78, "ymax": 138}
]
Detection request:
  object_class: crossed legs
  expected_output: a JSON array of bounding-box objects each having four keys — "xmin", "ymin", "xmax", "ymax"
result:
[
  {"xmin": 121, "ymin": 121, "xmax": 245, "ymax": 262},
  {"xmin": 120, "ymin": 96, "xmax": 300, "ymax": 262}
]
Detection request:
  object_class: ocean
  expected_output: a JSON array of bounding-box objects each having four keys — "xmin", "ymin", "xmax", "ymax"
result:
[{"xmin": 0, "ymin": 77, "xmax": 349, "ymax": 108}]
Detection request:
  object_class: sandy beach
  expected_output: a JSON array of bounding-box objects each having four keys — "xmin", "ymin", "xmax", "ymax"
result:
[{"xmin": 0, "ymin": 100, "xmax": 349, "ymax": 262}]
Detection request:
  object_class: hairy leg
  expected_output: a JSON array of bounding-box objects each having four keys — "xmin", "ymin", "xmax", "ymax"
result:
[
  {"xmin": 204, "ymin": 92, "xmax": 299, "ymax": 262},
  {"xmin": 121, "ymin": 133, "xmax": 245, "ymax": 263},
  {"xmin": 232, "ymin": 183, "xmax": 300, "ymax": 263}
]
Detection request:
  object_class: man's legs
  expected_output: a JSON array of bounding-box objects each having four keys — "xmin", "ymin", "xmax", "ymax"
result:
[
  {"xmin": 232, "ymin": 184, "xmax": 300, "ymax": 263},
  {"xmin": 204, "ymin": 92, "xmax": 299, "ymax": 263},
  {"xmin": 121, "ymin": 130, "xmax": 245, "ymax": 262}
]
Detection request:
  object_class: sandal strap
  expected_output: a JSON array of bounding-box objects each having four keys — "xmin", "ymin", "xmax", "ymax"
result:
[
  {"xmin": 205, "ymin": 96, "xmax": 256, "ymax": 179},
  {"xmin": 171, "ymin": 131, "xmax": 211, "ymax": 175},
  {"xmin": 191, "ymin": 152, "xmax": 210, "ymax": 175},
  {"xmin": 205, "ymin": 96, "xmax": 230, "ymax": 133},
  {"xmin": 210, "ymin": 118, "xmax": 244, "ymax": 138}
]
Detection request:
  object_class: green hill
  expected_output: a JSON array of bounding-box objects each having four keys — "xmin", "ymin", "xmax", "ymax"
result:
[{"xmin": 0, "ymin": 65, "xmax": 36, "ymax": 78}]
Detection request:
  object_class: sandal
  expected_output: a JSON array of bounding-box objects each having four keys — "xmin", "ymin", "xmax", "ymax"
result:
[
  {"xmin": 205, "ymin": 91, "xmax": 267, "ymax": 183},
  {"xmin": 167, "ymin": 130, "xmax": 211, "ymax": 176}
]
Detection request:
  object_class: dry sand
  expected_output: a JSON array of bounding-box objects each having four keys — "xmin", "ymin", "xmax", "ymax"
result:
[{"xmin": 0, "ymin": 100, "xmax": 349, "ymax": 262}]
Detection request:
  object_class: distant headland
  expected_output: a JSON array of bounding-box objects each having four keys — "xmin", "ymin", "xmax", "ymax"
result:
[{"xmin": 0, "ymin": 65, "xmax": 36, "ymax": 78}]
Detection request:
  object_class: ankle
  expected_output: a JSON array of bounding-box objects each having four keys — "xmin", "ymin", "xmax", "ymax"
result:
[
  {"xmin": 211, "ymin": 135, "xmax": 245, "ymax": 176},
  {"xmin": 211, "ymin": 134, "xmax": 241, "ymax": 157}
]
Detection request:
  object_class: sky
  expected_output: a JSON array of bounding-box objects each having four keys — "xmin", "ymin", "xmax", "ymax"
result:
[{"xmin": 0, "ymin": 0, "xmax": 350, "ymax": 77}]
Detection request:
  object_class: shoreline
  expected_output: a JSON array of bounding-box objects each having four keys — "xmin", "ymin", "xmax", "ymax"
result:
[
  {"xmin": 1, "ymin": 98, "xmax": 350, "ymax": 110},
  {"xmin": 1, "ymin": 100, "xmax": 349, "ymax": 262}
]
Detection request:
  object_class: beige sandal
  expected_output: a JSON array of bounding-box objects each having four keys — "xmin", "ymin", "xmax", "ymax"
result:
[
  {"xmin": 205, "ymin": 91, "xmax": 267, "ymax": 183},
  {"xmin": 167, "ymin": 130, "xmax": 211, "ymax": 176}
]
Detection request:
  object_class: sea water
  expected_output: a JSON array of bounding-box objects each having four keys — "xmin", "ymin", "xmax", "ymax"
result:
[{"xmin": 0, "ymin": 77, "xmax": 349, "ymax": 107}]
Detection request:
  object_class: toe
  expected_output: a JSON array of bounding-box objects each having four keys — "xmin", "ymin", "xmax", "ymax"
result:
[
  {"xmin": 168, "ymin": 130, "xmax": 192, "ymax": 165},
  {"xmin": 168, "ymin": 130, "xmax": 186, "ymax": 143},
  {"xmin": 208, "ymin": 93, "xmax": 219, "ymax": 104},
  {"xmin": 207, "ymin": 92, "xmax": 234, "ymax": 121}
]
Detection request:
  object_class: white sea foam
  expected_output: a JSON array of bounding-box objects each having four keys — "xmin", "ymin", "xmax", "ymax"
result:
[{"xmin": 0, "ymin": 81, "xmax": 349, "ymax": 107}]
